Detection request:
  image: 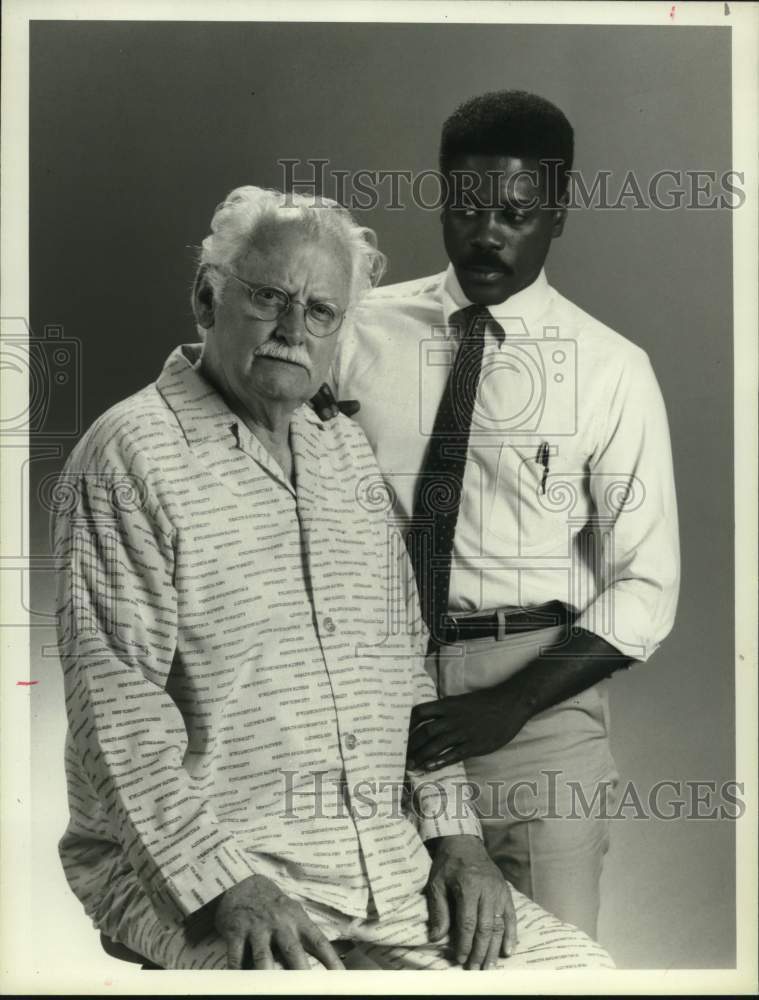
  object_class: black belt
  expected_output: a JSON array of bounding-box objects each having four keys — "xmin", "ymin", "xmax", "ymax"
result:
[{"xmin": 438, "ymin": 600, "xmax": 576, "ymax": 644}]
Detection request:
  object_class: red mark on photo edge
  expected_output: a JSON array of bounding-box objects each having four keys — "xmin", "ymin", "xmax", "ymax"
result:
[
  {"xmin": 669, "ymin": 4, "xmax": 676, "ymax": 18},
  {"xmin": 16, "ymin": 680, "xmax": 39, "ymax": 686}
]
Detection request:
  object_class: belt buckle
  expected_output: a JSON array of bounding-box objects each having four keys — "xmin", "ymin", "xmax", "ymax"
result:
[{"xmin": 443, "ymin": 614, "xmax": 460, "ymax": 644}]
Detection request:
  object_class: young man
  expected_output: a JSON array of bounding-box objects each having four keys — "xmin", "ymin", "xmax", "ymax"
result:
[{"xmin": 327, "ymin": 90, "xmax": 680, "ymax": 938}]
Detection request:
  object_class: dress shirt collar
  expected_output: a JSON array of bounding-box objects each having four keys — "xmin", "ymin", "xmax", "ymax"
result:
[
  {"xmin": 441, "ymin": 264, "xmax": 552, "ymax": 335},
  {"xmin": 155, "ymin": 342, "xmax": 324, "ymax": 451}
]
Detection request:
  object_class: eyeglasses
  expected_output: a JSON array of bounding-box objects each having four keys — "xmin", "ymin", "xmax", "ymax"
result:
[{"xmin": 224, "ymin": 271, "xmax": 345, "ymax": 338}]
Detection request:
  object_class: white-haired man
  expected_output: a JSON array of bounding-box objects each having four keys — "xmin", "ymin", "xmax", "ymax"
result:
[{"xmin": 53, "ymin": 186, "xmax": 614, "ymax": 971}]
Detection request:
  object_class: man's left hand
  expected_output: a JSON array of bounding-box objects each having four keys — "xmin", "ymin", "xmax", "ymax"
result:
[
  {"xmin": 425, "ymin": 835, "xmax": 517, "ymax": 969},
  {"xmin": 408, "ymin": 687, "xmax": 530, "ymax": 771}
]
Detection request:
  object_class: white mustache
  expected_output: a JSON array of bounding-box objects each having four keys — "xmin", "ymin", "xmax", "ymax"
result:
[{"xmin": 254, "ymin": 340, "xmax": 312, "ymax": 374}]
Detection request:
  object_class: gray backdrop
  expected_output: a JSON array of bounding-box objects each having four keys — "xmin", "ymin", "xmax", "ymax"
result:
[{"xmin": 28, "ymin": 21, "xmax": 734, "ymax": 968}]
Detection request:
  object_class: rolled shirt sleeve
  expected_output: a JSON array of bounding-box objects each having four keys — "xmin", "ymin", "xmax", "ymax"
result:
[
  {"xmin": 573, "ymin": 348, "xmax": 681, "ymax": 660},
  {"xmin": 54, "ymin": 445, "xmax": 258, "ymax": 926}
]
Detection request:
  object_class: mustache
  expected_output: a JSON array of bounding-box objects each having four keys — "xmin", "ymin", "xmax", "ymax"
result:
[
  {"xmin": 462, "ymin": 258, "xmax": 513, "ymax": 273},
  {"xmin": 254, "ymin": 340, "xmax": 312, "ymax": 374}
]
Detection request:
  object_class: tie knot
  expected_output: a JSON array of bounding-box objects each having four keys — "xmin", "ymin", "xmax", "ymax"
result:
[{"xmin": 452, "ymin": 304, "xmax": 503, "ymax": 342}]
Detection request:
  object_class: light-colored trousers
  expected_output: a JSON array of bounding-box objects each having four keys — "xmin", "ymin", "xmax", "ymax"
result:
[
  {"xmin": 103, "ymin": 873, "xmax": 614, "ymax": 970},
  {"xmin": 426, "ymin": 624, "xmax": 620, "ymax": 940}
]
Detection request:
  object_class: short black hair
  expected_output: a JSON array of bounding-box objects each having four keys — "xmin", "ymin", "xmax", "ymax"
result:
[{"xmin": 439, "ymin": 90, "xmax": 574, "ymax": 197}]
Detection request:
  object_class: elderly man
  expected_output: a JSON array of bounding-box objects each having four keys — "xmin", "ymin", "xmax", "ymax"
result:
[{"xmin": 53, "ymin": 185, "xmax": 613, "ymax": 971}]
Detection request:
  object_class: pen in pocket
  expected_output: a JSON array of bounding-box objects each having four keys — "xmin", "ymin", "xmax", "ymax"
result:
[{"xmin": 536, "ymin": 441, "xmax": 550, "ymax": 494}]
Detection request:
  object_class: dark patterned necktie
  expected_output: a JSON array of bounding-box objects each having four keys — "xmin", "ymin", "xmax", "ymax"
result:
[{"xmin": 408, "ymin": 304, "xmax": 502, "ymax": 644}]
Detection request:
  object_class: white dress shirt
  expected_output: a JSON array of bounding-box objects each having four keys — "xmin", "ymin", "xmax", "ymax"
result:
[
  {"xmin": 53, "ymin": 344, "xmax": 481, "ymax": 936},
  {"xmin": 332, "ymin": 267, "xmax": 680, "ymax": 661}
]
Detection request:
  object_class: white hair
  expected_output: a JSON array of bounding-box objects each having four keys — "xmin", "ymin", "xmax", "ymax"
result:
[{"xmin": 192, "ymin": 185, "xmax": 386, "ymax": 334}]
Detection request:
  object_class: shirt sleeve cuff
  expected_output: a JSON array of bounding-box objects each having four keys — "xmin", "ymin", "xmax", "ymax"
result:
[
  {"xmin": 412, "ymin": 778, "xmax": 483, "ymax": 842},
  {"xmin": 573, "ymin": 604, "xmax": 658, "ymax": 662}
]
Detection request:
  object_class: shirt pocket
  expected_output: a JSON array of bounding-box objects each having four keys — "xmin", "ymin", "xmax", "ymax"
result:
[{"xmin": 486, "ymin": 441, "xmax": 582, "ymax": 555}]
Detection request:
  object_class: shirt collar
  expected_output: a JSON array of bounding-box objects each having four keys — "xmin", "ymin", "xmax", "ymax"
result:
[
  {"xmin": 442, "ymin": 265, "xmax": 552, "ymax": 335},
  {"xmin": 155, "ymin": 343, "xmax": 324, "ymax": 450}
]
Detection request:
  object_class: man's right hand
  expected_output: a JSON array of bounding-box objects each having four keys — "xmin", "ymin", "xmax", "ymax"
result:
[{"xmin": 214, "ymin": 873, "xmax": 345, "ymax": 970}]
